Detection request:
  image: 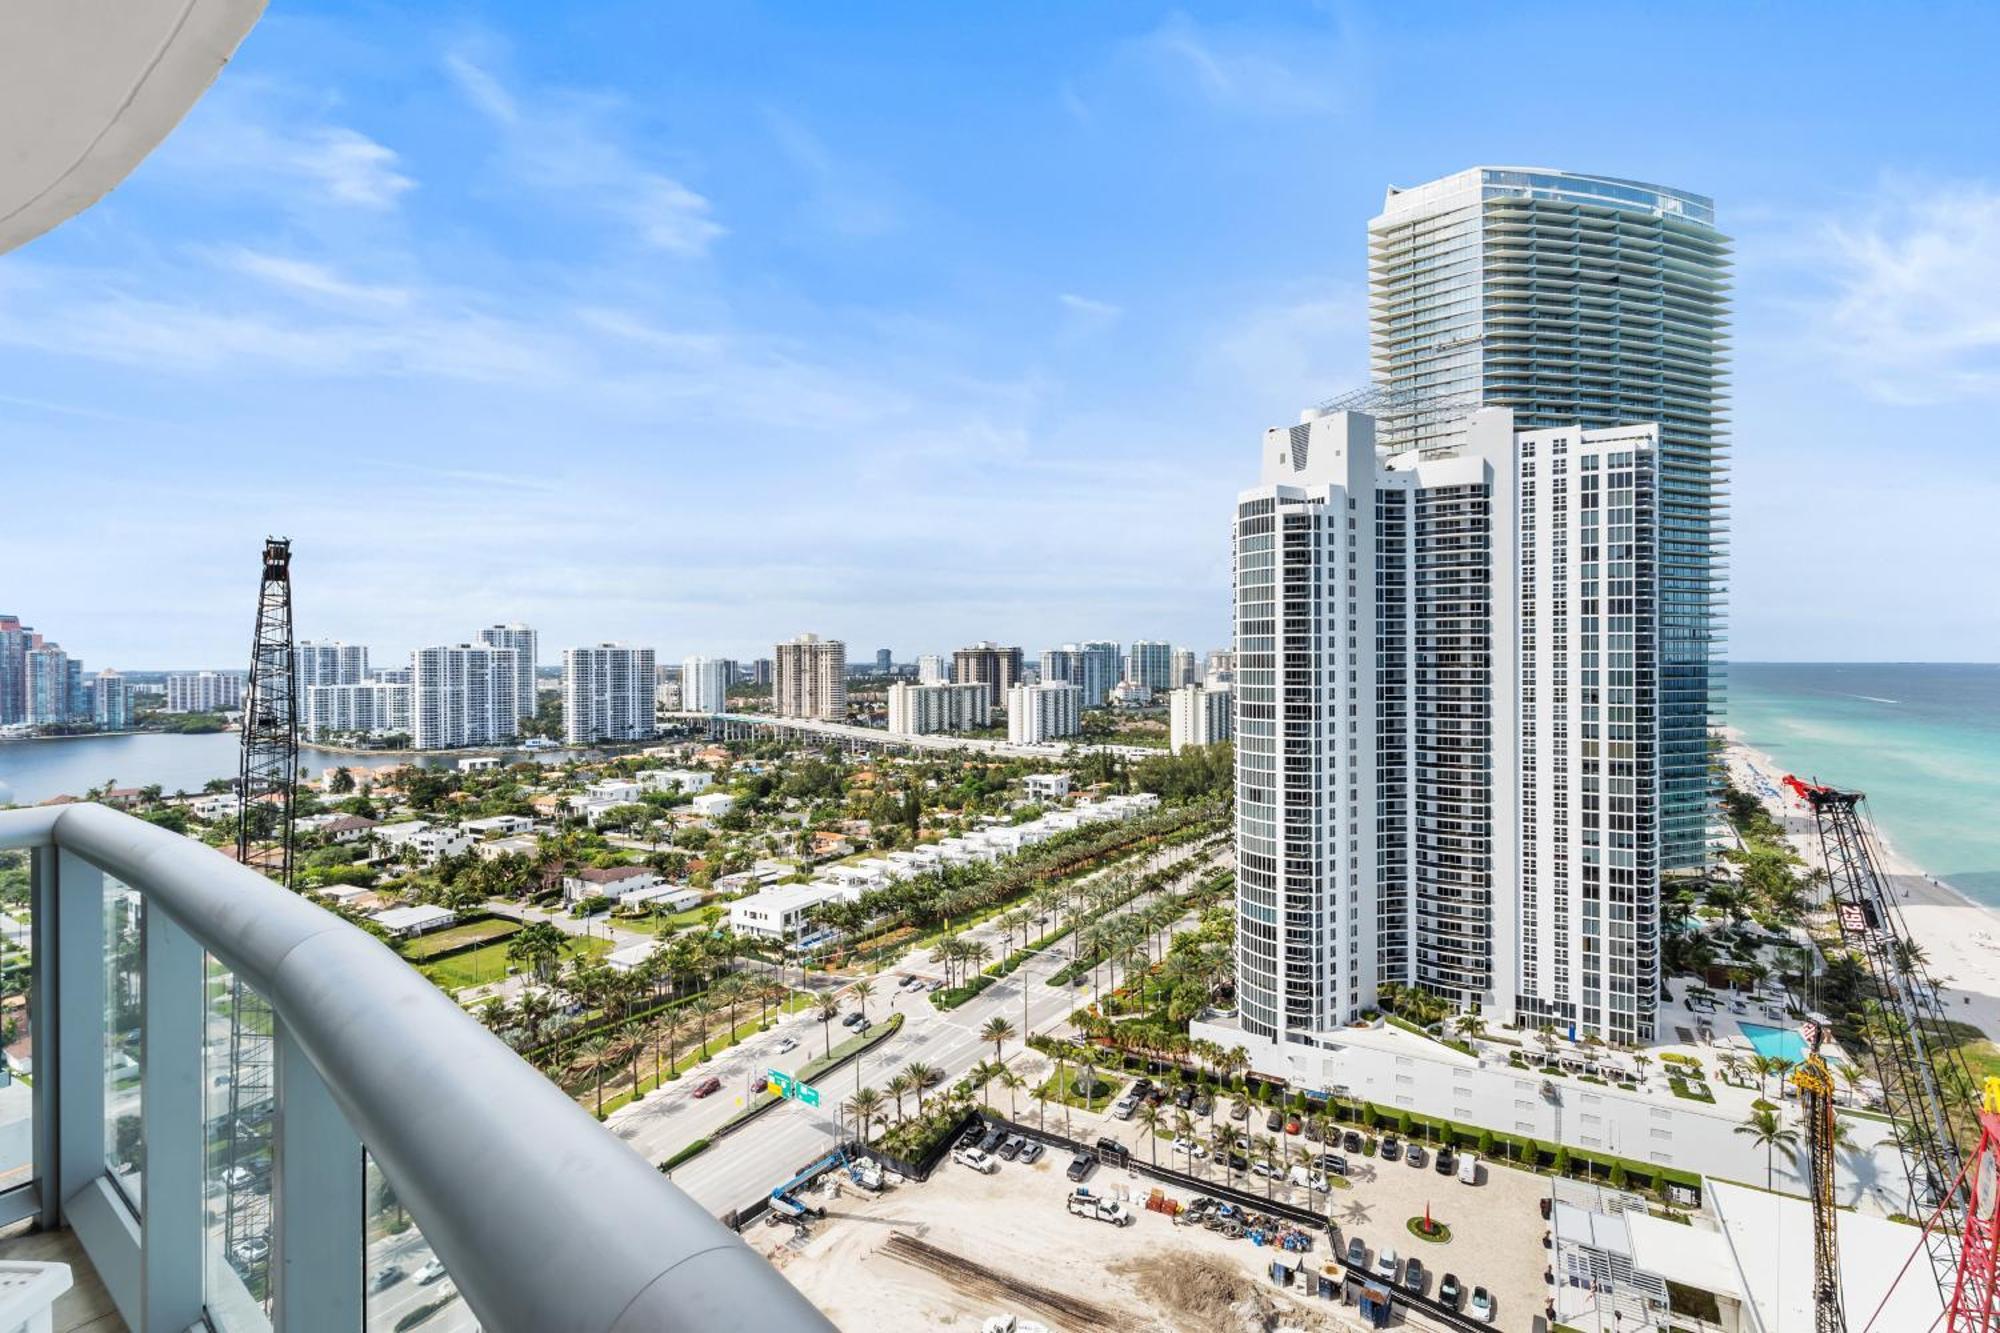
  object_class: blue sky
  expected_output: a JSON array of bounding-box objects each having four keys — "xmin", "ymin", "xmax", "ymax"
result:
[{"xmin": 6, "ymin": 2, "xmax": 1997, "ymax": 668}]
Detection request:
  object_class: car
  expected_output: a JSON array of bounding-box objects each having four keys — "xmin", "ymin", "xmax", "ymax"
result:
[
  {"xmin": 1435, "ymin": 1148, "xmax": 1457, "ymax": 1176},
  {"xmin": 1402, "ymin": 1256, "xmax": 1425, "ymax": 1293},
  {"xmin": 1111, "ymin": 1096, "xmax": 1137, "ymax": 1121},
  {"xmin": 1265, "ymin": 1109, "xmax": 1284, "ymax": 1132},
  {"xmin": 998, "ymin": 1134, "xmax": 1025, "ymax": 1161},
  {"xmin": 1469, "ymin": 1286, "xmax": 1496, "ymax": 1323},
  {"xmin": 952, "ymin": 1147, "xmax": 998, "ymax": 1174},
  {"xmin": 1170, "ymin": 1136, "xmax": 1207, "ymax": 1160},
  {"xmin": 1226, "ymin": 1153, "xmax": 1249, "ymax": 1174},
  {"xmin": 1438, "ymin": 1273, "xmax": 1463, "ymax": 1310},
  {"xmin": 1458, "ymin": 1153, "xmax": 1480, "ymax": 1185},
  {"xmin": 1065, "ymin": 1152, "xmax": 1095, "ymax": 1183},
  {"xmin": 1018, "ymin": 1140, "xmax": 1045, "ymax": 1165},
  {"xmin": 1131, "ymin": 1077, "xmax": 1154, "ymax": 1099},
  {"xmin": 1343, "ymin": 1130, "xmax": 1362, "ymax": 1153},
  {"xmin": 1095, "ymin": 1136, "xmax": 1129, "ymax": 1164},
  {"xmin": 1302, "ymin": 1118, "xmax": 1321, "ymax": 1142},
  {"xmin": 231, "ymin": 1236, "xmax": 270, "ymax": 1266},
  {"xmin": 1249, "ymin": 1159, "xmax": 1275, "ymax": 1179},
  {"xmin": 927, "ymin": 979, "xmax": 945, "ymax": 992},
  {"xmin": 416, "ymin": 1259, "xmax": 448, "ymax": 1286},
  {"xmin": 368, "ymin": 1265, "xmax": 405, "ymax": 1294},
  {"xmin": 958, "ymin": 1127, "xmax": 987, "ymax": 1153},
  {"xmin": 841, "ymin": 1011, "xmax": 864, "ymax": 1028},
  {"xmin": 220, "ymin": 1165, "xmax": 264, "ymax": 1192},
  {"xmin": 1406, "ymin": 1144, "xmax": 1426, "ymax": 1169},
  {"xmin": 1320, "ymin": 1153, "xmax": 1349, "ymax": 1177},
  {"xmin": 1174, "ymin": 1085, "xmax": 1195, "ymax": 1109},
  {"xmin": 1229, "ymin": 1099, "xmax": 1249, "ymax": 1121},
  {"xmin": 1066, "ymin": 1189, "xmax": 1134, "ymax": 1227},
  {"xmin": 853, "ymin": 1016, "xmax": 872, "ymax": 1033},
  {"xmin": 775, "ymin": 1037, "xmax": 798, "ymax": 1054},
  {"xmin": 691, "ymin": 1076, "xmax": 722, "ymax": 1098},
  {"xmin": 980, "ymin": 1126, "xmax": 1007, "ymax": 1154},
  {"xmin": 1345, "ymin": 1237, "xmax": 1368, "ymax": 1269},
  {"xmin": 1284, "ymin": 1117, "xmax": 1302, "ymax": 1135},
  {"xmin": 1380, "ymin": 1137, "xmax": 1402, "ymax": 1162},
  {"xmin": 1193, "ymin": 1093, "xmax": 1213, "ymax": 1117},
  {"xmin": 1287, "ymin": 1165, "xmax": 1328, "ymax": 1192},
  {"xmin": 1374, "ymin": 1247, "xmax": 1399, "ymax": 1282}
]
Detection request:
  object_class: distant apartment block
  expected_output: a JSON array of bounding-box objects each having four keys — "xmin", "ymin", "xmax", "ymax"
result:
[
  {"xmin": 477, "ymin": 623, "xmax": 538, "ymax": 722},
  {"xmin": 1171, "ymin": 648, "xmax": 1199, "ymax": 687},
  {"xmin": 774, "ymin": 634, "xmax": 846, "ymax": 720},
  {"xmin": 563, "ymin": 644, "xmax": 657, "ymax": 745},
  {"xmin": 954, "ymin": 642, "xmax": 1024, "ymax": 702},
  {"xmin": 0, "ymin": 616, "xmax": 28, "ymax": 725},
  {"xmin": 886, "ymin": 681, "xmax": 990, "ymax": 735},
  {"xmin": 874, "ymin": 648, "xmax": 893, "ymax": 673},
  {"xmin": 304, "ymin": 681, "xmax": 413, "ymax": 741},
  {"xmin": 750, "ymin": 657, "xmax": 774, "ymax": 687},
  {"xmin": 91, "ymin": 669, "xmax": 132, "ymax": 730},
  {"xmin": 297, "ymin": 641, "xmax": 370, "ymax": 689},
  {"xmin": 681, "ymin": 656, "xmax": 732, "ymax": 715},
  {"xmin": 1127, "ymin": 640, "xmax": 1175, "ymax": 692},
  {"xmin": 412, "ymin": 644, "xmax": 522, "ymax": 750},
  {"xmin": 916, "ymin": 653, "xmax": 949, "ymax": 685},
  {"xmin": 165, "ymin": 670, "xmax": 245, "ymax": 714},
  {"xmin": 1168, "ymin": 684, "xmax": 1231, "ymax": 753},
  {"xmin": 1005, "ymin": 682, "xmax": 1082, "ymax": 744},
  {"xmin": 24, "ymin": 644, "xmax": 82, "ymax": 725}
]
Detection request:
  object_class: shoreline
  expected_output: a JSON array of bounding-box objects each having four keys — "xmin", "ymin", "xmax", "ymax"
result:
[{"xmin": 1721, "ymin": 727, "xmax": 2000, "ymax": 1042}]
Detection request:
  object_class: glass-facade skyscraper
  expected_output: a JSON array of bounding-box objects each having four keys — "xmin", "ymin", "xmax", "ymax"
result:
[{"xmin": 1368, "ymin": 167, "xmax": 1726, "ymax": 874}]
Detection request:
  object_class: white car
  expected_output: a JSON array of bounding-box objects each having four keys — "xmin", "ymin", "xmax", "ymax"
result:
[
  {"xmin": 1457, "ymin": 1153, "xmax": 1480, "ymax": 1185},
  {"xmin": 1469, "ymin": 1286, "xmax": 1496, "ymax": 1323},
  {"xmin": 1110, "ymin": 1097, "xmax": 1137, "ymax": 1121},
  {"xmin": 231, "ymin": 1236, "xmax": 269, "ymax": 1266},
  {"xmin": 952, "ymin": 1147, "xmax": 998, "ymax": 1174},
  {"xmin": 1249, "ymin": 1159, "xmax": 1276, "ymax": 1179},
  {"xmin": 775, "ymin": 1037, "xmax": 798, "ymax": 1054},
  {"xmin": 415, "ymin": 1259, "xmax": 448, "ymax": 1285},
  {"xmin": 1374, "ymin": 1247, "xmax": 1399, "ymax": 1282},
  {"xmin": 1169, "ymin": 1137, "xmax": 1207, "ymax": 1160},
  {"xmin": 1287, "ymin": 1165, "xmax": 1329, "ymax": 1193}
]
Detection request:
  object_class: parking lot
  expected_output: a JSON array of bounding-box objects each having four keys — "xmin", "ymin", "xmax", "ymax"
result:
[{"xmin": 765, "ymin": 1112, "xmax": 1551, "ymax": 1331}]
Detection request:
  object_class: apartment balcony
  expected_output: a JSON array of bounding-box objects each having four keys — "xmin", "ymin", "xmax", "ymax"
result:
[{"xmin": 0, "ymin": 803, "xmax": 827, "ymax": 1333}]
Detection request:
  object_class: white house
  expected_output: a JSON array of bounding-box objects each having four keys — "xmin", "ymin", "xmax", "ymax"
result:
[
  {"xmin": 607, "ymin": 940, "xmax": 660, "ymax": 973},
  {"xmin": 369, "ymin": 904, "xmax": 457, "ymax": 938},
  {"xmin": 190, "ymin": 793, "xmax": 243, "ymax": 822},
  {"xmin": 319, "ymin": 814, "xmax": 379, "ymax": 845},
  {"xmin": 689, "ymin": 792, "xmax": 736, "ymax": 820},
  {"xmin": 457, "ymin": 755, "xmax": 501, "ymax": 772},
  {"xmin": 562, "ymin": 865, "xmax": 665, "ymax": 905},
  {"xmin": 474, "ymin": 834, "xmax": 540, "ymax": 862},
  {"xmin": 461, "ymin": 814, "xmax": 534, "ymax": 839},
  {"xmin": 373, "ymin": 821, "xmax": 475, "ymax": 865},
  {"xmin": 618, "ymin": 884, "xmax": 703, "ymax": 913},
  {"xmin": 637, "ymin": 768, "xmax": 712, "ymax": 795},
  {"xmin": 1023, "ymin": 773, "xmax": 1071, "ymax": 803},
  {"xmin": 728, "ymin": 880, "xmax": 853, "ymax": 945}
]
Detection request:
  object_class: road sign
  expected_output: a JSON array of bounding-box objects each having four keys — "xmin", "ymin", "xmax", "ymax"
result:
[{"xmin": 766, "ymin": 1069, "xmax": 822, "ymax": 1109}]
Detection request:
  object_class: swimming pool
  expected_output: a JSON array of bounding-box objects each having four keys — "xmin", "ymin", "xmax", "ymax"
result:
[{"xmin": 1739, "ymin": 1022, "xmax": 1806, "ymax": 1064}]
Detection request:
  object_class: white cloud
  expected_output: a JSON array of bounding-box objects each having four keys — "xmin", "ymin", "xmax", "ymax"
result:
[
  {"xmin": 292, "ymin": 128, "xmax": 416, "ymax": 209},
  {"xmin": 1134, "ymin": 13, "xmax": 1342, "ymax": 116},
  {"xmin": 158, "ymin": 83, "xmax": 414, "ymax": 211},
  {"xmin": 1059, "ymin": 292, "xmax": 1122, "ymax": 321},
  {"xmin": 224, "ymin": 250, "xmax": 411, "ymax": 308},
  {"xmin": 1807, "ymin": 178, "xmax": 2000, "ymax": 402}
]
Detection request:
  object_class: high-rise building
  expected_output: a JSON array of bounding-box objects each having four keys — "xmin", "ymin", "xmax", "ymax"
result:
[
  {"xmin": 411, "ymin": 644, "xmax": 522, "ymax": 750},
  {"xmin": 1005, "ymin": 682, "xmax": 1081, "ymax": 745},
  {"xmin": 1219, "ymin": 404, "xmax": 1662, "ymax": 1065},
  {"xmin": 874, "ymin": 648, "xmax": 894, "ymax": 674},
  {"xmin": 563, "ymin": 644, "xmax": 658, "ymax": 745},
  {"xmin": 0, "ymin": 616, "xmax": 27, "ymax": 725},
  {"xmin": 297, "ymin": 641, "xmax": 370, "ymax": 689},
  {"xmin": 1171, "ymin": 648, "xmax": 1199, "ymax": 687},
  {"xmin": 1167, "ymin": 684, "xmax": 1231, "ymax": 753},
  {"xmin": 302, "ymin": 682, "xmax": 412, "ymax": 741},
  {"xmin": 1039, "ymin": 647, "xmax": 1081, "ymax": 691},
  {"xmin": 885, "ymin": 682, "xmax": 991, "ymax": 735},
  {"xmin": 953, "ymin": 643, "xmax": 1023, "ymax": 703},
  {"xmin": 681, "ymin": 656, "xmax": 732, "ymax": 715},
  {"xmin": 1370, "ymin": 166, "xmax": 1723, "ymax": 873},
  {"xmin": 477, "ymin": 624, "xmax": 539, "ymax": 723},
  {"xmin": 750, "ymin": 658, "xmax": 774, "ymax": 688},
  {"xmin": 1204, "ymin": 650, "xmax": 1236, "ymax": 688},
  {"xmin": 165, "ymin": 670, "xmax": 246, "ymax": 713},
  {"xmin": 1079, "ymin": 641, "xmax": 1121, "ymax": 708},
  {"xmin": 91, "ymin": 669, "xmax": 132, "ymax": 730},
  {"xmin": 916, "ymin": 654, "xmax": 949, "ymax": 686},
  {"xmin": 1127, "ymin": 640, "xmax": 1175, "ymax": 692},
  {"xmin": 774, "ymin": 634, "xmax": 846, "ymax": 721},
  {"xmin": 24, "ymin": 644, "xmax": 77, "ymax": 725}
]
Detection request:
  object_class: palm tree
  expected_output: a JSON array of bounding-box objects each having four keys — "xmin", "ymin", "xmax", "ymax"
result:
[
  {"xmin": 690, "ymin": 994, "xmax": 715, "ymax": 1061},
  {"xmin": 1031, "ymin": 1080, "xmax": 1052, "ymax": 1133},
  {"xmin": 1454, "ymin": 1014, "xmax": 1486, "ymax": 1044},
  {"xmin": 907, "ymin": 1061, "xmax": 942, "ymax": 1111},
  {"xmin": 846, "ymin": 1087, "xmax": 884, "ymax": 1145},
  {"xmin": 1137, "ymin": 1102, "xmax": 1163, "ymax": 1167},
  {"xmin": 850, "ymin": 977, "xmax": 875, "ymax": 1023},
  {"xmin": 886, "ymin": 1070, "xmax": 916, "ymax": 1122},
  {"xmin": 1735, "ymin": 1105, "xmax": 1801, "ymax": 1190},
  {"xmin": 579, "ymin": 1035, "xmax": 613, "ymax": 1119},
  {"xmin": 998, "ymin": 1068, "xmax": 1026, "ymax": 1121},
  {"xmin": 1254, "ymin": 1134, "xmax": 1278, "ymax": 1199},
  {"xmin": 981, "ymin": 1015, "xmax": 1017, "ymax": 1064},
  {"xmin": 816, "ymin": 992, "xmax": 842, "ymax": 1057}
]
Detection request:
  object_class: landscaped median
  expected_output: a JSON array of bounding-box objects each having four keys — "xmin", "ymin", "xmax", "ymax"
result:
[{"xmin": 689, "ymin": 1011, "xmax": 907, "ymax": 1156}]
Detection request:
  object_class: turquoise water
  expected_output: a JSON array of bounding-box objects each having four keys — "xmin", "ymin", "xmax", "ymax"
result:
[
  {"xmin": 1730, "ymin": 662, "xmax": 2000, "ymax": 908},
  {"xmin": 1738, "ymin": 1021, "xmax": 1806, "ymax": 1064}
]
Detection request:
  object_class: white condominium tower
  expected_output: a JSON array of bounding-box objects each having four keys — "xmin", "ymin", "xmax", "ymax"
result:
[
  {"xmin": 563, "ymin": 644, "xmax": 657, "ymax": 745},
  {"xmin": 1005, "ymin": 682, "xmax": 1081, "ymax": 745},
  {"xmin": 297, "ymin": 641, "xmax": 369, "ymax": 689},
  {"xmin": 1167, "ymin": 683, "xmax": 1231, "ymax": 753},
  {"xmin": 91, "ymin": 669, "xmax": 132, "ymax": 730},
  {"xmin": 1040, "ymin": 642, "xmax": 1119, "ymax": 707},
  {"xmin": 477, "ymin": 623, "xmax": 539, "ymax": 722},
  {"xmin": 886, "ymin": 682, "xmax": 991, "ymax": 735},
  {"xmin": 411, "ymin": 644, "xmax": 522, "ymax": 750},
  {"xmin": 916, "ymin": 654, "xmax": 949, "ymax": 686},
  {"xmin": 1369, "ymin": 167, "xmax": 1724, "ymax": 875},
  {"xmin": 302, "ymin": 682, "xmax": 412, "ymax": 741},
  {"xmin": 773, "ymin": 634, "xmax": 847, "ymax": 720},
  {"xmin": 1222, "ymin": 406, "xmax": 1661, "ymax": 1062},
  {"xmin": 681, "ymin": 656, "xmax": 731, "ymax": 715},
  {"xmin": 164, "ymin": 670, "xmax": 244, "ymax": 713}
]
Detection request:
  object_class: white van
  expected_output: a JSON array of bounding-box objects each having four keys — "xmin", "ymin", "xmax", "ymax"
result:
[{"xmin": 1457, "ymin": 1152, "xmax": 1479, "ymax": 1185}]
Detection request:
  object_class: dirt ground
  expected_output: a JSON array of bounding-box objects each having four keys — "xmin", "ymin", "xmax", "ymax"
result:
[{"xmin": 763, "ymin": 1134, "xmax": 1550, "ymax": 1332}]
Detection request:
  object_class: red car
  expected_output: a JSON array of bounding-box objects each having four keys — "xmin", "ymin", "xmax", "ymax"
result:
[{"xmin": 691, "ymin": 1076, "xmax": 723, "ymax": 1098}]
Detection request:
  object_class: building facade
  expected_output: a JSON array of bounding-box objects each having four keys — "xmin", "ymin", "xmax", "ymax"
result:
[
  {"xmin": 680, "ymin": 656, "xmax": 732, "ymax": 715},
  {"xmin": 773, "ymin": 634, "xmax": 846, "ymax": 720},
  {"xmin": 1171, "ymin": 648, "xmax": 1199, "ymax": 687},
  {"xmin": 296, "ymin": 641, "xmax": 369, "ymax": 690},
  {"xmin": 1167, "ymin": 684, "xmax": 1231, "ymax": 753},
  {"xmin": 303, "ymin": 682, "xmax": 413, "ymax": 741},
  {"xmin": 952, "ymin": 642, "xmax": 1023, "ymax": 702},
  {"xmin": 164, "ymin": 670, "xmax": 245, "ymax": 713},
  {"xmin": 0, "ymin": 616, "xmax": 27, "ymax": 725},
  {"xmin": 411, "ymin": 644, "xmax": 522, "ymax": 750},
  {"xmin": 24, "ymin": 644, "xmax": 80, "ymax": 725},
  {"xmin": 1004, "ymin": 682, "xmax": 1081, "ymax": 745},
  {"xmin": 885, "ymin": 681, "xmax": 991, "ymax": 735},
  {"xmin": 477, "ymin": 624, "xmax": 538, "ymax": 723},
  {"xmin": 1127, "ymin": 640, "xmax": 1175, "ymax": 692},
  {"xmin": 916, "ymin": 654, "xmax": 949, "ymax": 685},
  {"xmin": 1369, "ymin": 166, "xmax": 1723, "ymax": 874},
  {"xmin": 562, "ymin": 644, "xmax": 657, "ymax": 745}
]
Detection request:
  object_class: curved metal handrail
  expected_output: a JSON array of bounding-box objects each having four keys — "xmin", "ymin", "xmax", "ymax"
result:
[{"xmin": 0, "ymin": 803, "xmax": 831, "ymax": 1332}]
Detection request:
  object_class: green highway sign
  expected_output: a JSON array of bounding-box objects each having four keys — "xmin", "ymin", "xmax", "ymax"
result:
[{"xmin": 766, "ymin": 1069, "xmax": 822, "ymax": 1109}]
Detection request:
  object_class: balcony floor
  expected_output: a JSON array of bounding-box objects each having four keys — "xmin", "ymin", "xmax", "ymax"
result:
[{"xmin": 0, "ymin": 1221, "xmax": 127, "ymax": 1332}]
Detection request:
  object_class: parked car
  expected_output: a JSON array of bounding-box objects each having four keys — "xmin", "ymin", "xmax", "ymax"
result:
[
  {"xmin": 998, "ymin": 1134, "xmax": 1026, "ymax": 1161},
  {"xmin": 1249, "ymin": 1159, "xmax": 1275, "ymax": 1179},
  {"xmin": 231, "ymin": 1237, "xmax": 270, "ymax": 1267},
  {"xmin": 1174, "ymin": 1085, "xmax": 1195, "ymax": 1109},
  {"xmin": 1193, "ymin": 1093, "xmax": 1213, "ymax": 1117},
  {"xmin": 691, "ymin": 1076, "xmax": 722, "ymax": 1098},
  {"xmin": 1380, "ymin": 1137, "xmax": 1402, "ymax": 1162},
  {"xmin": 1438, "ymin": 1273, "xmax": 1463, "ymax": 1310},
  {"xmin": 1265, "ymin": 1108, "xmax": 1284, "ymax": 1132},
  {"xmin": 1287, "ymin": 1165, "xmax": 1329, "ymax": 1193},
  {"xmin": 1095, "ymin": 1136, "xmax": 1129, "ymax": 1164},
  {"xmin": 416, "ymin": 1260, "xmax": 448, "ymax": 1286},
  {"xmin": 1458, "ymin": 1153, "xmax": 1480, "ymax": 1185},
  {"xmin": 1402, "ymin": 1256, "xmax": 1425, "ymax": 1293},
  {"xmin": 841, "ymin": 1011, "xmax": 864, "ymax": 1028},
  {"xmin": 1406, "ymin": 1144, "xmax": 1427, "ymax": 1169},
  {"xmin": 1111, "ymin": 1096, "xmax": 1138, "ymax": 1121},
  {"xmin": 1469, "ymin": 1286, "xmax": 1496, "ymax": 1323},
  {"xmin": 1170, "ymin": 1136, "xmax": 1207, "ymax": 1160},
  {"xmin": 1018, "ymin": 1140, "xmax": 1045, "ymax": 1165},
  {"xmin": 1302, "ymin": 1118, "xmax": 1321, "ymax": 1142},
  {"xmin": 953, "ymin": 1147, "xmax": 998, "ymax": 1174},
  {"xmin": 1374, "ymin": 1247, "xmax": 1399, "ymax": 1282},
  {"xmin": 1065, "ymin": 1152, "xmax": 1095, "ymax": 1183},
  {"xmin": 1229, "ymin": 1099, "xmax": 1249, "ymax": 1122},
  {"xmin": 1284, "ymin": 1116, "xmax": 1302, "ymax": 1135},
  {"xmin": 980, "ymin": 1125, "xmax": 1007, "ymax": 1154},
  {"xmin": 1131, "ymin": 1077, "xmax": 1154, "ymax": 1100},
  {"xmin": 368, "ymin": 1266, "xmax": 404, "ymax": 1294},
  {"xmin": 959, "ymin": 1127, "xmax": 987, "ymax": 1153},
  {"xmin": 1343, "ymin": 1130, "xmax": 1362, "ymax": 1153},
  {"xmin": 1345, "ymin": 1236, "xmax": 1367, "ymax": 1269},
  {"xmin": 1319, "ymin": 1153, "xmax": 1349, "ymax": 1177},
  {"xmin": 1435, "ymin": 1147, "xmax": 1457, "ymax": 1176}
]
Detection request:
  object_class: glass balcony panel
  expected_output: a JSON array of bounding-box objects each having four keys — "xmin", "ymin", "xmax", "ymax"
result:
[
  {"xmin": 204, "ymin": 953, "xmax": 275, "ymax": 1329},
  {"xmin": 103, "ymin": 874, "xmax": 142, "ymax": 1209},
  {"xmin": 367, "ymin": 1149, "xmax": 471, "ymax": 1331},
  {"xmin": 0, "ymin": 850, "xmax": 34, "ymax": 1194}
]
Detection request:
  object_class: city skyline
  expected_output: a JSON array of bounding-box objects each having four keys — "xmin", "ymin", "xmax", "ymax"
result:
[{"xmin": 4, "ymin": 6, "xmax": 1996, "ymax": 666}]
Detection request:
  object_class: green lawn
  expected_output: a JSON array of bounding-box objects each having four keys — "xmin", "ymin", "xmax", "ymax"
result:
[
  {"xmin": 398, "ymin": 917, "xmax": 521, "ymax": 960},
  {"xmin": 1036, "ymin": 1066, "xmax": 1123, "ymax": 1112},
  {"xmin": 420, "ymin": 933, "xmax": 611, "ymax": 992}
]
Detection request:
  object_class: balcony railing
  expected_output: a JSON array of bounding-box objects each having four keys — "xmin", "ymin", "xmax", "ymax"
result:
[{"xmin": 0, "ymin": 802, "xmax": 832, "ymax": 1333}]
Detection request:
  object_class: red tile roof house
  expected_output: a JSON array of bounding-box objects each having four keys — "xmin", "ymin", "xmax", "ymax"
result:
[{"xmin": 560, "ymin": 864, "xmax": 664, "ymax": 905}]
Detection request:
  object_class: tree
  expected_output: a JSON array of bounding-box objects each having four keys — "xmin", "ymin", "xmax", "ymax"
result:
[
  {"xmin": 907, "ymin": 1061, "xmax": 942, "ymax": 1111},
  {"xmin": 846, "ymin": 1087, "xmax": 884, "ymax": 1144},
  {"xmin": 980, "ymin": 1015, "xmax": 1017, "ymax": 1064},
  {"xmin": 506, "ymin": 922, "xmax": 568, "ymax": 985},
  {"xmin": 849, "ymin": 977, "xmax": 875, "ymax": 1024},
  {"xmin": 579, "ymin": 1035, "xmax": 613, "ymax": 1119},
  {"xmin": 1736, "ymin": 1105, "xmax": 1800, "ymax": 1190},
  {"xmin": 816, "ymin": 992, "xmax": 842, "ymax": 1057},
  {"xmin": 329, "ymin": 766, "xmax": 356, "ymax": 794},
  {"xmin": 1137, "ymin": 1103, "xmax": 1164, "ymax": 1166},
  {"xmin": 886, "ymin": 1071, "xmax": 916, "ymax": 1123}
]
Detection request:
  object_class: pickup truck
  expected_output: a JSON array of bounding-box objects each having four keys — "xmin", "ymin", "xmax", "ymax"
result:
[
  {"xmin": 1065, "ymin": 1189, "xmax": 1133, "ymax": 1227},
  {"xmin": 953, "ymin": 1147, "xmax": 998, "ymax": 1174}
]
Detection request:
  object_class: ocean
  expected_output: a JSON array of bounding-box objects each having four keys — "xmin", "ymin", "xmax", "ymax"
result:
[{"xmin": 1729, "ymin": 662, "xmax": 2000, "ymax": 907}]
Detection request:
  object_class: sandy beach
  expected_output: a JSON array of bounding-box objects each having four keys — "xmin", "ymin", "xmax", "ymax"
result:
[{"xmin": 1722, "ymin": 727, "xmax": 2000, "ymax": 1046}]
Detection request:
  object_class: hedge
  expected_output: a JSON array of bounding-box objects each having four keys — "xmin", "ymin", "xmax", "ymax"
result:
[
  {"xmin": 931, "ymin": 974, "xmax": 999, "ymax": 1011},
  {"xmin": 658, "ymin": 1137, "xmax": 711, "ymax": 1172}
]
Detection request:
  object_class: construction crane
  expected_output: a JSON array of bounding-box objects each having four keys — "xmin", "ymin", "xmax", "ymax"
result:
[
  {"xmin": 225, "ymin": 537, "xmax": 298, "ymax": 1307},
  {"xmin": 1792, "ymin": 1034, "xmax": 1847, "ymax": 1332},
  {"xmin": 1785, "ymin": 776, "xmax": 1990, "ymax": 1328}
]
